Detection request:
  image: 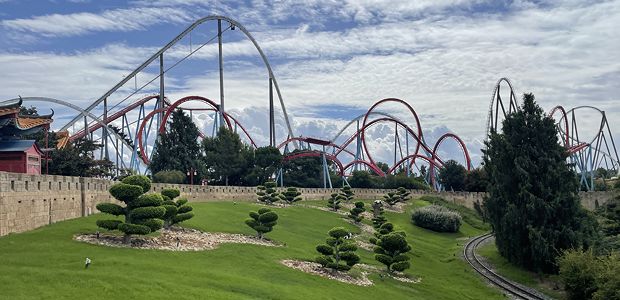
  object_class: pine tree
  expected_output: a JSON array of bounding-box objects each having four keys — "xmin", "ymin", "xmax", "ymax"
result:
[
  {"xmin": 483, "ymin": 93, "xmax": 594, "ymax": 273},
  {"xmin": 438, "ymin": 160, "xmax": 467, "ymax": 191},
  {"xmin": 374, "ymin": 231, "xmax": 412, "ymax": 273},
  {"xmin": 348, "ymin": 201, "xmax": 366, "ymax": 223},
  {"xmin": 371, "ymin": 200, "xmax": 387, "ymax": 228},
  {"xmin": 256, "ymin": 181, "xmax": 279, "ymax": 204},
  {"xmin": 245, "ymin": 208, "xmax": 278, "ymax": 239},
  {"xmin": 160, "ymin": 188, "xmax": 194, "ymax": 228},
  {"xmin": 339, "ymin": 185, "xmax": 355, "ymax": 202},
  {"xmin": 315, "ymin": 227, "xmax": 360, "ymax": 272},
  {"xmin": 203, "ymin": 128, "xmax": 248, "ymax": 186},
  {"xmin": 96, "ymin": 175, "xmax": 165, "ymax": 244},
  {"xmin": 396, "ymin": 187, "xmax": 410, "ymax": 203},
  {"xmin": 279, "ymin": 187, "xmax": 302, "ymax": 205},
  {"xmin": 327, "ymin": 193, "xmax": 343, "ymax": 211},
  {"xmin": 149, "ymin": 109, "xmax": 203, "ymax": 184}
]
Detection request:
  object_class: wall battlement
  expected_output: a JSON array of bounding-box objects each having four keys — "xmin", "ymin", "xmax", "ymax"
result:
[{"xmin": 1, "ymin": 171, "xmax": 616, "ymax": 236}]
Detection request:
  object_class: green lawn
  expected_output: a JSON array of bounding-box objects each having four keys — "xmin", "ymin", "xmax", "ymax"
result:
[
  {"xmin": 477, "ymin": 242, "xmax": 564, "ymax": 299},
  {"xmin": 0, "ymin": 199, "xmax": 505, "ymax": 300}
]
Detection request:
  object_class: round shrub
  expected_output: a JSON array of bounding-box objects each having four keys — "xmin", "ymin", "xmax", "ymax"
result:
[
  {"xmin": 161, "ymin": 188, "xmax": 180, "ymax": 200},
  {"xmin": 411, "ymin": 205, "xmax": 462, "ymax": 233},
  {"xmin": 162, "ymin": 205, "xmax": 178, "ymax": 219},
  {"xmin": 122, "ymin": 175, "xmax": 151, "ymax": 193},
  {"xmin": 132, "ymin": 193, "xmax": 164, "ymax": 208},
  {"xmin": 173, "ymin": 212, "xmax": 194, "ymax": 224},
  {"xmin": 130, "ymin": 206, "xmax": 166, "ymax": 220},
  {"xmin": 177, "ymin": 205, "xmax": 193, "ymax": 214},
  {"xmin": 96, "ymin": 203, "xmax": 124, "ymax": 216},
  {"xmin": 118, "ymin": 223, "xmax": 151, "ymax": 235},
  {"xmin": 96, "ymin": 219, "xmax": 122, "ymax": 230},
  {"xmin": 109, "ymin": 183, "xmax": 143, "ymax": 203}
]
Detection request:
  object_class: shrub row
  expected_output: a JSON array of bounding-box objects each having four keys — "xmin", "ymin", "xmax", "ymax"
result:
[{"xmin": 411, "ymin": 205, "xmax": 462, "ymax": 233}]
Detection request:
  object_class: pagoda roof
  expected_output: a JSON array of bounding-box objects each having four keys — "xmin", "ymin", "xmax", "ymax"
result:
[
  {"xmin": 0, "ymin": 98, "xmax": 22, "ymax": 117},
  {"xmin": 0, "ymin": 139, "xmax": 38, "ymax": 152},
  {"xmin": 0, "ymin": 98, "xmax": 54, "ymax": 136}
]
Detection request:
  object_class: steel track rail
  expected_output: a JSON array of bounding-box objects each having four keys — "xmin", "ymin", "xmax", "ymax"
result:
[{"xmin": 463, "ymin": 234, "xmax": 547, "ymax": 300}]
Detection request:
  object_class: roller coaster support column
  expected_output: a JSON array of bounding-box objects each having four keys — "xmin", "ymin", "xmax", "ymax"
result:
[
  {"xmin": 103, "ymin": 97, "xmax": 109, "ymax": 159},
  {"xmin": 158, "ymin": 53, "xmax": 164, "ymax": 133},
  {"xmin": 269, "ymin": 77, "xmax": 275, "ymax": 147},
  {"xmin": 354, "ymin": 120, "xmax": 361, "ymax": 172},
  {"xmin": 322, "ymin": 145, "xmax": 333, "ymax": 189},
  {"xmin": 406, "ymin": 132, "xmax": 410, "ymax": 177},
  {"xmin": 218, "ymin": 19, "xmax": 225, "ymax": 129}
]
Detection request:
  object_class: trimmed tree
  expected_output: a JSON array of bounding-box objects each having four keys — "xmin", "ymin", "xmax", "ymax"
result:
[
  {"xmin": 339, "ymin": 185, "xmax": 355, "ymax": 202},
  {"xmin": 383, "ymin": 191, "xmax": 400, "ymax": 206},
  {"xmin": 348, "ymin": 201, "xmax": 366, "ymax": 223},
  {"xmin": 327, "ymin": 193, "xmax": 343, "ymax": 211},
  {"xmin": 396, "ymin": 187, "xmax": 410, "ymax": 203},
  {"xmin": 315, "ymin": 227, "xmax": 360, "ymax": 272},
  {"xmin": 279, "ymin": 187, "xmax": 302, "ymax": 205},
  {"xmin": 371, "ymin": 200, "xmax": 387, "ymax": 228},
  {"xmin": 245, "ymin": 208, "xmax": 278, "ymax": 239},
  {"xmin": 160, "ymin": 188, "xmax": 194, "ymax": 228},
  {"xmin": 96, "ymin": 175, "xmax": 165, "ymax": 244},
  {"xmin": 374, "ymin": 231, "xmax": 412, "ymax": 273},
  {"xmin": 256, "ymin": 181, "xmax": 280, "ymax": 205},
  {"xmin": 369, "ymin": 222, "xmax": 398, "ymax": 245},
  {"xmin": 484, "ymin": 93, "xmax": 595, "ymax": 273}
]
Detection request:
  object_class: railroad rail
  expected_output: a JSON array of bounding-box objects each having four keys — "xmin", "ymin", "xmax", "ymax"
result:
[{"xmin": 463, "ymin": 234, "xmax": 549, "ymax": 300}]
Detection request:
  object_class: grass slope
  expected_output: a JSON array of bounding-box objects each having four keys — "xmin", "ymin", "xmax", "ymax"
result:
[{"xmin": 0, "ymin": 199, "xmax": 503, "ymax": 300}]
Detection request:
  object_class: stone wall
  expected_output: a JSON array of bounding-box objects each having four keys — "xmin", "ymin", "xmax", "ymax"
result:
[{"xmin": 1, "ymin": 171, "xmax": 617, "ymax": 237}]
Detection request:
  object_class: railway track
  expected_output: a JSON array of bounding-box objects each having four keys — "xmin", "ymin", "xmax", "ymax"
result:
[{"xmin": 463, "ymin": 234, "xmax": 548, "ymax": 300}]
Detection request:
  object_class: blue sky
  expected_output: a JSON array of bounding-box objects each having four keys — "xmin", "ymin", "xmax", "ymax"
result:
[{"xmin": 0, "ymin": 0, "xmax": 619, "ymax": 169}]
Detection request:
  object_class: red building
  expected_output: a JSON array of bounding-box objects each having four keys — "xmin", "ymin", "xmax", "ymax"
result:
[{"xmin": 0, "ymin": 98, "xmax": 53, "ymax": 174}]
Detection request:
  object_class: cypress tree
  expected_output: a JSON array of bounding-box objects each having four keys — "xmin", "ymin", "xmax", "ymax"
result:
[{"xmin": 483, "ymin": 93, "xmax": 594, "ymax": 273}]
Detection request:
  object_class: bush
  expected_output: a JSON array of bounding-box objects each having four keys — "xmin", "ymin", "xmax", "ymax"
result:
[
  {"xmin": 161, "ymin": 188, "xmax": 181, "ymax": 199},
  {"xmin": 122, "ymin": 175, "xmax": 151, "ymax": 193},
  {"xmin": 130, "ymin": 206, "xmax": 166, "ymax": 219},
  {"xmin": 327, "ymin": 193, "xmax": 343, "ymax": 211},
  {"xmin": 419, "ymin": 195, "xmax": 489, "ymax": 230},
  {"xmin": 256, "ymin": 181, "xmax": 279, "ymax": 204},
  {"xmin": 559, "ymin": 249, "xmax": 620, "ymax": 300},
  {"xmin": 132, "ymin": 193, "xmax": 164, "ymax": 208},
  {"xmin": 339, "ymin": 185, "xmax": 354, "ymax": 202},
  {"xmin": 315, "ymin": 227, "xmax": 360, "ymax": 272},
  {"xmin": 412, "ymin": 205, "xmax": 462, "ymax": 233},
  {"xmin": 373, "ymin": 231, "xmax": 411, "ymax": 273},
  {"xmin": 109, "ymin": 183, "xmax": 143, "ymax": 203},
  {"xmin": 96, "ymin": 219, "xmax": 122, "ymax": 230},
  {"xmin": 371, "ymin": 200, "xmax": 387, "ymax": 228},
  {"xmin": 96, "ymin": 203, "xmax": 124, "ymax": 216},
  {"xmin": 153, "ymin": 170, "xmax": 185, "ymax": 184},
  {"xmin": 348, "ymin": 202, "xmax": 365, "ymax": 223},
  {"xmin": 245, "ymin": 208, "xmax": 278, "ymax": 239},
  {"xmin": 279, "ymin": 187, "xmax": 302, "ymax": 204},
  {"xmin": 158, "ymin": 187, "xmax": 194, "ymax": 228}
]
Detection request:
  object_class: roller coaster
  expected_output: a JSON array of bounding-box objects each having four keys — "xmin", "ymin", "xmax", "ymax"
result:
[{"xmin": 3, "ymin": 16, "xmax": 618, "ymax": 190}]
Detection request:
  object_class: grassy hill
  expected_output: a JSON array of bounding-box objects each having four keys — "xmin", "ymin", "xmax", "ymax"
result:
[{"xmin": 0, "ymin": 199, "xmax": 503, "ymax": 300}]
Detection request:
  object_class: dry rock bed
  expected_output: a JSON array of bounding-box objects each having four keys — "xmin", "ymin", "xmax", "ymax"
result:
[{"xmin": 74, "ymin": 227, "xmax": 280, "ymax": 251}]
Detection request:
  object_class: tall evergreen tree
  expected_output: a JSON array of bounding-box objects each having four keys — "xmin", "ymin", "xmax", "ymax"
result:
[
  {"xmin": 483, "ymin": 93, "xmax": 594, "ymax": 273},
  {"xmin": 149, "ymin": 109, "xmax": 203, "ymax": 184},
  {"xmin": 438, "ymin": 160, "xmax": 466, "ymax": 191},
  {"xmin": 203, "ymin": 128, "xmax": 247, "ymax": 186}
]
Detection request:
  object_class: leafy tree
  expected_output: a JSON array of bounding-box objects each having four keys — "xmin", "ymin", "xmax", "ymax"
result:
[
  {"xmin": 418, "ymin": 165, "xmax": 428, "ymax": 180},
  {"xmin": 483, "ymin": 93, "xmax": 595, "ymax": 273},
  {"xmin": 150, "ymin": 109, "xmax": 203, "ymax": 184},
  {"xmin": 376, "ymin": 162, "xmax": 390, "ymax": 174},
  {"xmin": 152, "ymin": 170, "xmax": 185, "ymax": 184},
  {"xmin": 595, "ymin": 195, "xmax": 620, "ymax": 253},
  {"xmin": 256, "ymin": 181, "xmax": 279, "ymax": 205},
  {"xmin": 281, "ymin": 150, "xmax": 329, "ymax": 188},
  {"xmin": 348, "ymin": 201, "xmax": 366, "ymax": 223},
  {"xmin": 464, "ymin": 167, "xmax": 488, "ymax": 192},
  {"xmin": 371, "ymin": 200, "xmax": 387, "ymax": 228},
  {"xmin": 160, "ymin": 188, "xmax": 194, "ymax": 228},
  {"xmin": 48, "ymin": 138, "xmax": 114, "ymax": 177},
  {"xmin": 203, "ymin": 128, "xmax": 248, "ymax": 186},
  {"xmin": 373, "ymin": 231, "xmax": 412, "ymax": 273},
  {"xmin": 315, "ymin": 227, "xmax": 360, "ymax": 272},
  {"xmin": 348, "ymin": 170, "xmax": 376, "ymax": 188},
  {"xmin": 245, "ymin": 208, "xmax": 278, "ymax": 239},
  {"xmin": 339, "ymin": 185, "xmax": 354, "ymax": 202},
  {"xmin": 279, "ymin": 187, "xmax": 302, "ymax": 205},
  {"xmin": 384, "ymin": 175, "xmax": 430, "ymax": 190},
  {"xmin": 248, "ymin": 146, "xmax": 282, "ymax": 185},
  {"xmin": 438, "ymin": 160, "xmax": 466, "ymax": 191},
  {"xmin": 327, "ymin": 193, "xmax": 343, "ymax": 211},
  {"xmin": 96, "ymin": 175, "xmax": 165, "ymax": 244}
]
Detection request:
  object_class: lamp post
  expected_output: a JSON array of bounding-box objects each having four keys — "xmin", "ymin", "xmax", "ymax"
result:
[{"xmin": 187, "ymin": 168, "xmax": 197, "ymax": 185}]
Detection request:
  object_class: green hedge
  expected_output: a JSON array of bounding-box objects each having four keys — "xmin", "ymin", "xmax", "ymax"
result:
[
  {"xmin": 419, "ymin": 195, "xmax": 489, "ymax": 230},
  {"xmin": 412, "ymin": 205, "xmax": 462, "ymax": 233}
]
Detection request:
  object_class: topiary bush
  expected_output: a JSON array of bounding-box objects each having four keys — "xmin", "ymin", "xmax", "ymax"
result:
[
  {"xmin": 383, "ymin": 191, "xmax": 400, "ymax": 206},
  {"xmin": 157, "ymin": 188, "xmax": 194, "ymax": 228},
  {"xmin": 374, "ymin": 231, "xmax": 412, "ymax": 273},
  {"xmin": 396, "ymin": 187, "xmax": 410, "ymax": 202},
  {"xmin": 411, "ymin": 205, "xmax": 462, "ymax": 233},
  {"xmin": 315, "ymin": 227, "xmax": 360, "ymax": 272},
  {"xmin": 339, "ymin": 185, "xmax": 354, "ymax": 202},
  {"xmin": 371, "ymin": 200, "xmax": 387, "ymax": 229},
  {"xmin": 279, "ymin": 187, "xmax": 302, "ymax": 205},
  {"xmin": 348, "ymin": 201, "xmax": 365, "ymax": 223},
  {"xmin": 256, "ymin": 181, "xmax": 279, "ymax": 205},
  {"xmin": 96, "ymin": 175, "xmax": 165, "ymax": 244},
  {"xmin": 245, "ymin": 208, "xmax": 278, "ymax": 239},
  {"xmin": 327, "ymin": 193, "xmax": 343, "ymax": 211}
]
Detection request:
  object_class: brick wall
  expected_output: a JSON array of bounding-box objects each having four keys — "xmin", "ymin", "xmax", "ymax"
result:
[{"xmin": 1, "ymin": 171, "xmax": 617, "ymax": 237}]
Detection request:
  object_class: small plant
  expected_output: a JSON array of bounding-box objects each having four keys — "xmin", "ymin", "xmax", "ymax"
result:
[
  {"xmin": 339, "ymin": 185, "xmax": 354, "ymax": 202},
  {"xmin": 256, "ymin": 181, "xmax": 280, "ymax": 205},
  {"xmin": 279, "ymin": 187, "xmax": 302, "ymax": 205},
  {"xmin": 160, "ymin": 188, "xmax": 194, "ymax": 228},
  {"xmin": 374, "ymin": 231, "xmax": 412, "ymax": 273},
  {"xmin": 348, "ymin": 201, "xmax": 365, "ymax": 223},
  {"xmin": 315, "ymin": 227, "xmax": 360, "ymax": 272},
  {"xmin": 412, "ymin": 205, "xmax": 462, "ymax": 233},
  {"xmin": 371, "ymin": 200, "xmax": 387, "ymax": 228},
  {"xmin": 396, "ymin": 187, "xmax": 410, "ymax": 203},
  {"xmin": 96, "ymin": 175, "xmax": 165, "ymax": 244},
  {"xmin": 245, "ymin": 208, "xmax": 278, "ymax": 239},
  {"xmin": 383, "ymin": 191, "xmax": 400, "ymax": 206},
  {"xmin": 327, "ymin": 193, "xmax": 343, "ymax": 211}
]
